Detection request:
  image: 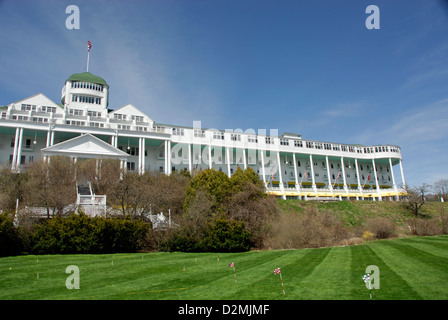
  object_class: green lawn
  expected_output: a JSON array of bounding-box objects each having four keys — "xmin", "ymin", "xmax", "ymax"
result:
[{"xmin": 1, "ymin": 235, "xmax": 447, "ymax": 300}]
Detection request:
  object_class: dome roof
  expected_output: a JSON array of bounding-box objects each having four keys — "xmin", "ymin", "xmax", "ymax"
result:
[{"xmin": 66, "ymin": 72, "xmax": 108, "ymax": 86}]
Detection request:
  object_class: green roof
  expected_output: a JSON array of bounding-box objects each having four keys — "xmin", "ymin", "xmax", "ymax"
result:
[{"xmin": 67, "ymin": 72, "xmax": 108, "ymax": 86}]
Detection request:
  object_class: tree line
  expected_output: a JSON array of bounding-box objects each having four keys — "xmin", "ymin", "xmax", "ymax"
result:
[{"xmin": 0, "ymin": 156, "xmax": 281, "ymax": 256}]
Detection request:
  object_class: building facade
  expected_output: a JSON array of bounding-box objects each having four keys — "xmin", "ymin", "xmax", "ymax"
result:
[{"xmin": 0, "ymin": 71, "xmax": 407, "ymax": 201}]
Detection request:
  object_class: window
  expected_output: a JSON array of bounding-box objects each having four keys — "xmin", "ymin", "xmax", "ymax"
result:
[
  {"xmin": 172, "ymin": 127, "xmax": 184, "ymax": 136},
  {"xmin": 32, "ymin": 117, "xmax": 49, "ymax": 123},
  {"xmin": 306, "ymin": 141, "xmax": 314, "ymax": 148},
  {"xmin": 72, "ymin": 95, "xmax": 101, "ymax": 105},
  {"xmin": 248, "ymin": 135, "xmax": 258, "ymax": 143},
  {"xmin": 90, "ymin": 122, "xmax": 104, "ymax": 128},
  {"xmin": 294, "ymin": 140, "xmax": 303, "ymax": 147},
  {"xmin": 127, "ymin": 162, "xmax": 136, "ymax": 171},
  {"xmin": 280, "ymin": 138, "xmax": 289, "ymax": 146},
  {"xmin": 66, "ymin": 120, "xmax": 85, "ymax": 126},
  {"xmin": 87, "ymin": 111, "xmax": 101, "ymax": 118},
  {"xmin": 21, "ymin": 104, "xmax": 36, "ymax": 111},
  {"xmin": 132, "ymin": 115, "xmax": 144, "ymax": 122},
  {"xmin": 213, "ymin": 131, "xmax": 224, "ymax": 140},
  {"xmin": 41, "ymin": 106, "xmax": 57, "ymax": 113},
  {"xmin": 231, "ymin": 134, "xmax": 241, "ymax": 141},
  {"xmin": 136, "ymin": 126, "xmax": 147, "ymax": 132},
  {"xmin": 265, "ymin": 137, "xmax": 274, "ymax": 144},
  {"xmin": 72, "ymin": 82, "xmax": 103, "ymax": 92},
  {"xmin": 117, "ymin": 124, "xmax": 131, "ymax": 130},
  {"xmin": 114, "ymin": 113, "xmax": 126, "ymax": 121},
  {"xmin": 194, "ymin": 129, "xmax": 205, "ymax": 138},
  {"xmin": 69, "ymin": 109, "xmax": 83, "ymax": 116}
]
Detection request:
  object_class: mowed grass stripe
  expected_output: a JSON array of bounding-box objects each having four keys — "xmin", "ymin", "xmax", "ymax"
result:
[
  {"xmin": 292, "ymin": 246, "xmax": 352, "ymax": 299},
  {"xmin": 1, "ymin": 236, "xmax": 447, "ymax": 300},
  {"xmin": 223, "ymin": 248, "xmax": 331, "ymax": 300},
  {"xmin": 393, "ymin": 236, "xmax": 448, "ymax": 258},
  {"xmin": 182, "ymin": 250, "xmax": 299, "ymax": 300},
  {"xmin": 368, "ymin": 240, "xmax": 448, "ymax": 300},
  {"xmin": 350, "ymin": 243, "xmax": 422, "ymax": 300}
]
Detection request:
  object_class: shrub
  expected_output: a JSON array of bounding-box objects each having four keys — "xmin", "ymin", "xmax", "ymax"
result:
[
  {"xmin": 30, "ymin": 212, "xmax": 150, "ymax": 254},
  {"xmin": 407, "ymin": 217, "xmax": 442, "ymax": 236},
  {"xmin": 202, "ymin": 217, "xmax": 251, "ymax": 252},
  {"xmin": 263, "ymin": 209, "xmax": 350, "ymax": 250},
  {"xmin": 0, "ymin": 212, "xmax": 23, "ymax": 256},
  {"xmin": 366, "ymin": 217, "xmax": 396, "ymax": 239},
  {"xmin": 362, "ymin": 231, "xmax": 374, "ymax": 242},
  {"xmin": 160, "ymin": 216, "xmax": 252, "ymax": 252}
]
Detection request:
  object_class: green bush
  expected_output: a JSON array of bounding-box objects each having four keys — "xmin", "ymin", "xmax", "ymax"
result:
[
  {"xmin": 203, "ymin": 217, "xmax": 251, "ymax": 252},
  {"xmin": 161, "ymin": 217, "xmax": 251, "ymax": 252},
  {"xmin": 0, "ymin": 212, "xmax": 23, "ymax": 257},
  {"xmin": 30, "ymin": 212, "xmax": 149, "ymax": 254}
]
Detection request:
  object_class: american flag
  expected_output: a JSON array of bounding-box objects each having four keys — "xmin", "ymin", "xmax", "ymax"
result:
[
  {"xmin": 87, "ymin": 40, "xmax": 92, "ymax": 51},
  {"xmin": 274, "ymin": 268, "xmax": 281, "ymax": 275},
  {"xmin": 229, "ymin": 262, "xmax": 234, "ymax": 268},
  {"xmin": 367, "ymin": 174, "xmax": 371, "ymax": 181}
]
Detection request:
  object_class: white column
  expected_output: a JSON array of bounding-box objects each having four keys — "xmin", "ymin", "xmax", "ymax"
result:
[
  {"xmin": 277, "ymin": 152, "xmax": 286, "ymax": 199},
  {"xmin": 389, "ymin": 158, "xmax": 396, "ymax": 189},
  {"xmin": 167, "ymin": 140, "xmax": 171, "ymax": 175},
  {"xmin": 372, "ymin": 159, "xmax": 382, "ymax": 201},
  {"xmin": 138, "ymin": 138, "xmax": 142, "ymax": 174},
  {"xmin": 208, "ymin": 144, "xmax": 212, "ymax": 169},
  {"xmin": 309, "ymin": 154, "xmax": 316, "ymax": 193},
  {"xmin": 188, "ymin": 143, "xmax": 192, "ymax": 173},
  {"xmin": 326, "ymin": 156, "xmax": 333, "ymax": 194},
  {"xmin": 399, "ymin": 159, "xmax": 406, "ymax": 188},
  {"xmin": 355, "ymin": 158, "xmax": 362, "ymax": 196},
  {"xmin": 389, "ymin": 157, "xmax": 399, "ymax": 201},
  {"xmin": 226, "ymin": 146, "xmax": 231, "ymax": 177},
  {"xmin": 242, "ymin": 148, "xmax": 247, "ymax": 170},
  {"xmin": 260, "ymin": 149, "xmax": 267, "ymax": 189},
  {"xmin": 164, "ymin": 140, "xmax": 168, "ymax": 175},
  {"xmin": 293, "ymin": 153, "xmax": 299, "ymax": 187},
  {"xmin": 50, "ymin": 131, "xmax": 55, "ymax": 146},
  {"xmin": 293, "ymin": 153, "xmax": 301, "ymax": 199},
  {"xmin": 12, "ymin": 127, "xmax": 20, "ymax": 171},
  {"xmin": 46, "ymin": 128, "xmax": 51, "ymax": 148},
  {"xmin": 141, "ymin": 138, "xmax": 146, "ymax": 174},
  {"xmin": 16, "ymin": 128, "xmax": 24, "ymax": 172},
  {"xmin": 341, "ymin": 157, "xmax": 348, "ymax": 196}
]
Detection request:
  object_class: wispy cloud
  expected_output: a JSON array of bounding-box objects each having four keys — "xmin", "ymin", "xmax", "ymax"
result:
[{"xmin": 320, "ymin": 101, "xmax": 367, "ymax": 118}]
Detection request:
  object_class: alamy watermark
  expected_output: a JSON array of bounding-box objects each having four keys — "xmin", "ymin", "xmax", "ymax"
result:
[
  {"xmin": 65, "ymin": 265, "xmax": 80, "ymax": 289},
  {"xmin": 65, "ymin": 5, "xmax": 80, "ymax": 30}
]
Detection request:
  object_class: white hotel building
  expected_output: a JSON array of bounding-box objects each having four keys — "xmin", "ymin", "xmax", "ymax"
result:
[{"xmin": 0, "ymin": 71, "xmax": 407, "ymax": 201}]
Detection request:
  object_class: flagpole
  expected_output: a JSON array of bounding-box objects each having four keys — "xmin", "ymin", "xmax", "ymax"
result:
[
  {"xmin": 86, "ymin": 50, "xmax": 90, "ymax": 72},
  {"xmin": 86, "ymin": 41, "xmax": 92, "ymax": 72}
]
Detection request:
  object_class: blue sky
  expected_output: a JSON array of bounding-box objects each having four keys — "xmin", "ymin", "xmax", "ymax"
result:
[{"xmin": 0, "ymin": 0, "xmax": 447, "ymax": 187}]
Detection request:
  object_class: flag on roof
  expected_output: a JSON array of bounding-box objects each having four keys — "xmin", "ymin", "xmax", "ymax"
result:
[{"xmin": 87, "ymin": 40, "xmax": 92, "ymax": 51}]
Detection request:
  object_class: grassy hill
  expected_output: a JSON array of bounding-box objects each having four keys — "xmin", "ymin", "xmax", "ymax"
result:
[
  {"xmin": 1, "ymin": 235, "xmax": 447, "ymax": 300},
  {"xmin": 277, "ymin": 199, "xmax": 448, "ymax": 234}
]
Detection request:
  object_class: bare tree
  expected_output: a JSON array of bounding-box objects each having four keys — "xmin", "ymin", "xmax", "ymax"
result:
[
  {"xmin": 25, "ymin": 156, "xmax": 77, "ymax": 217},
  {"xmin": 403, "ymin": 183, "xmax": 432, "ymax": 217},
  {"xmin": 433, "ymin": 179, "xmax": 448, "ymax": 201}
]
